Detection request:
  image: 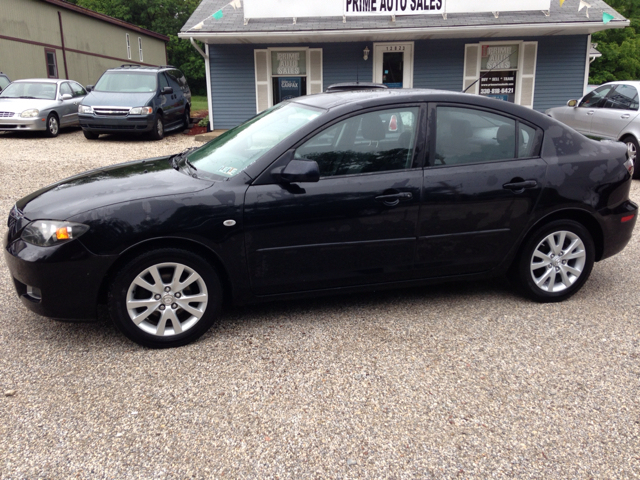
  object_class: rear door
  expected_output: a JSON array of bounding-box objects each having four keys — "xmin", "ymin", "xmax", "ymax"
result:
[
  {"xmin": 243, "ymin": 105, "xmax": 425, "ymax": 295},
  {"xmin": 415, "ymin": 104, "xmax": 546, "ymax": 278},
  {"xmin": 590, "ymin": 83, "xmax": 640, "ymax": 140}
]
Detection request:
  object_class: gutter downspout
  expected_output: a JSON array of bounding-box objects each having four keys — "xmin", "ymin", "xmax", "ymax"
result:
[
  {"xmin": 57, "ymin": 12, "xmax": 69, "ymax": 79},
  {"xmin": 190, "ymin": 37, "xmax": 214, "ymax": 131}
]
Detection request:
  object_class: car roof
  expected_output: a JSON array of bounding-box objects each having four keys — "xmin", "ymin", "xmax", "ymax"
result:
[
  {"xmin": 13, "ymin": 78, "xmax": 62, "ymax": 84},
  {"xmin": 603, "ymin": 80, "xmax": 640, "ymax": 87},
  {"xmin": 292, "ymin": 88, "xmax": 551, "ymax": 126},
  {"xmin": 106, "ymin": 65, "xmax": 178, "ymax": 73}
]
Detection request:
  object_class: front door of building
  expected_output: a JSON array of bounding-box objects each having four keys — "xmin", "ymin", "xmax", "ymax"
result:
[{"xmin": 373, "ymin": 42, "xmax": 414, "ymax": 89}]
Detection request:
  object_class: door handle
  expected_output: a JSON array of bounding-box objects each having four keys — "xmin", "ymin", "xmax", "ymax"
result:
[
  {"xmin": 621, "ymin": 114, "xmax": 630, "ymax": 119},
  {"xmin": 587, "ymin": 111, "xmax": 595, "ymax": 115},
  {"xmin": 503, "ymin": 180, "xmax": 537, "ymax": 191},
  {"xmin": 375, "ymin": 192, "xmax": 413, "ymax": 206}
]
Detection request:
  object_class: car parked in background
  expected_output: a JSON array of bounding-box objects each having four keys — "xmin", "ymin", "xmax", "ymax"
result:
[
  {"xmin": 546, "ymin": 81, "xmax": 640, "ymax": 175},
  {"xmin": 0, "ymin": 78, "xmax": 86, "ymax": 137},
  {"xmin": 4, "ymin": 89, "xmax": 637, "ymax": 348},
  {"xmin": 0, "ymin": 72, "xmax": 11, "ymax": 92},
  {"xmin": 78, "ymin": 64, "xmax": 191, "ymax": 140}
]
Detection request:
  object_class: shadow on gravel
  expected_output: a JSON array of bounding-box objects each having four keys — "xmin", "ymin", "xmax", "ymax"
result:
[{"xmin": 0, "ymin": 127, "xmax": 81, "ymax": 138}]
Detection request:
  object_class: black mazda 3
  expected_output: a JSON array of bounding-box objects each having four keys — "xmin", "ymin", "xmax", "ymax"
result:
[{"xmin": 4, "ymin": 89, "xmax": 638, "ymax": 348}]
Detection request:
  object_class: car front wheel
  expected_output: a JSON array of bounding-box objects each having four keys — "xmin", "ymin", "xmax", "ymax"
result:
[
  {"xmin": 623, "ymin": 136, "xmax": 638, "ymax": 178},
  {"xmin": 44, "ymin": 113, "xmax": 59, "ymax": 137},
  {"xmin": 108, "ymin": 248, "xmax": 222, "ymax": 348},
  {"xmin": 514, "ymin": 220, "xmax": 595, "ymax": 302},
  {"xmin": 150, "ymin": 114, "xmax": 164, "ymax": 140}
]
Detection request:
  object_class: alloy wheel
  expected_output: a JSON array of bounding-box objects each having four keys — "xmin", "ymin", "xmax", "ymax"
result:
[
  {"xmin": 627, "ymin": 140, "xmax": 637, "ymax": 163},
  {"xmin": 530, "ymin": 230, "xmax": 586, "ymax": 293},
  {"xmin": 126, "ymin": 262, "xmax": 208, "ymax": 336},
  {"xmin": 49, "ymin": 116, "xmax": 59, "ymax": 136}
]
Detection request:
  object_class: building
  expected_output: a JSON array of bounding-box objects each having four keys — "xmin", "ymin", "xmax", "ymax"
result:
[
  {"xmin": 179, "ymin": 0, "xmax": 629, "ymax": 131},
  {"xmin": 0, "ymin": 0, "xmax": 169, "ymax": 87}
]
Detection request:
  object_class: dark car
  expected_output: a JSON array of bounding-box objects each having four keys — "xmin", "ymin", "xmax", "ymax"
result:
[
  {"xmin": 4, "ymin": 89, "xmax": 637, "ymax": 348},
  {"xmin": 0, "ymin": 72, "xmax": 11, "ymax": 92},
  {"xmin": 78, "ymin": 64, "xmax": 191, "ymax": 140}
]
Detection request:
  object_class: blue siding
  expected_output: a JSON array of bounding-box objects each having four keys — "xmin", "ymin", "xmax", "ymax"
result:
[{"xmin": 209, "ymin": 35, "xmax": 588, "ymax": 128}]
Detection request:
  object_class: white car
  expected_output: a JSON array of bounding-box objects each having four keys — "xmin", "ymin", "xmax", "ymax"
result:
[{"xmin": 546, "ymin": 81, "xmax": 639, "ymax": 174}]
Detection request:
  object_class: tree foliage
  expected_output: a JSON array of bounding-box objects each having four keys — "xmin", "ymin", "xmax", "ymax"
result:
[
  {"xmin": 589, "ymin": 0, "xmax": 640, "ymax": 84},
  {"xmin": 66, "ymin": 0, "xmax": 207, "ymax": 94}
]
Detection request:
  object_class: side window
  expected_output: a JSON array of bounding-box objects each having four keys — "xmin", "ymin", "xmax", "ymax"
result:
[
  {"xmin": 295, "ymin": 107, "xmax": 420, "ymax": 177},
  {"xmin": 59, "ymin": 82, "xmax": 72, "ymax": 97},
  {"xmin": 435, "ymin": 107, "xmax": 517, "ymax": 165},
  {"xmin": 158, "ymin": 73, "xmax": 169, "ymax": 90},
  {"xmin": 70, "ymin": 82, "xmax": 86, "ymax": 97},
  {"xmin": 579, "ymin": 85, "xmax": 613, "ymax": 108},
  {"xmin": 518, "ymin": 123, "xmax": 538, "ymax": 158},
  {"xmin": 603, "ymin": 84, "xmax": 639, "ymax": 111}
]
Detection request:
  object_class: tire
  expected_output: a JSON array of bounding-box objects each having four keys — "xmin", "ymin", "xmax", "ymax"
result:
[
  {"xmin": 622, "ymin": 136, "xmax": 639, "ymax": 179},
  {"xmin": 83, "ymin": 130, "xmax": 99, "ymax": 140},
  {"xmin": 150, "ymin": 114, "xmax": 164, "ymax": 140},
  {"xmin": 183, "ymin": 106, "xmax": 191, "ymax": 131},
  {"xmin": 108, "ymin": 248, "xmax": 223, "ymax": 348},
  {"xmin": 44, "ymin": 113, "xmax": 59, "ymax": 137},
  {"xmin": 513, "ymin": 220, "xmax": 595, "ymax": 303}
]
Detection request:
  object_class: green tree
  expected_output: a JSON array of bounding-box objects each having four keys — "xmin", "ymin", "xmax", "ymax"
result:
[
  {"xmin": 67, "ymin": 0, "xmax": 207, "ymax": 94},
  {"xmin": 589, "ymin": 0, "xmax": 640, "ymax": 83}
]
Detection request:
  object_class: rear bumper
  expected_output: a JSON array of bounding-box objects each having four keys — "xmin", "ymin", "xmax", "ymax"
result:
[
  {"xmin": 600, "ymin": 200, "xmax": 638, "ymax": 260},
  {"xmin": 79, "ymin": 114, "xmax": 154, "ymax": 134},
  {"xmin": 0, "ymin": 116, "xmax": 46, "ymax": 131}
]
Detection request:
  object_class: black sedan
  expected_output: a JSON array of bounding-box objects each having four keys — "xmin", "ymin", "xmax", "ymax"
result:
[{"xmin": 4, "ymin": 90, "xmax": 637, "ymax": 348}]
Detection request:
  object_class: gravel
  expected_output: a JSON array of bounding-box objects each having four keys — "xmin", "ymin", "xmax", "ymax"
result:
[{"xmin": 1, "ymin": 128, "xmax": 639, "ymax": 479}]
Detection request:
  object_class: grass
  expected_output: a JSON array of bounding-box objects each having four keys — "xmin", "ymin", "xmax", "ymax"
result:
[{"xmin": 190, "ymin": 95, "xmax": 208, "ymax": 113}]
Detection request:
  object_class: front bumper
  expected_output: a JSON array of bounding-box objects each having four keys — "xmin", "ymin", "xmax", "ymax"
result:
[
  {"xmin": 0, "ymin": 116, "xmax": 46, "ymax": 132},
  {"xmin": 4, "ymin": 233, "xmax": 118, "ymax": 320},
  {"xmin": 79, "ymin": 114, "xmax": 154, "ymax": 134}
]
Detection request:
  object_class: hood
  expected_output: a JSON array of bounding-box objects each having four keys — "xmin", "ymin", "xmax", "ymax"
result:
[
  {"xmin": 0, "ymin": 97, "xmax": 58, "ymax": 111},
  {"xmin": 16, "ymin": 157, "xmax": 215, "ymax": 220},
  {"xmin": 82, "ymin": 91, "xmax": 155, "ymax": 107}
]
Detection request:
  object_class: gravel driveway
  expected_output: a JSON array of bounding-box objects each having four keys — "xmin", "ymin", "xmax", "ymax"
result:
[{"xmin": 1, "ymin": 128, "xmax": 639, "ymax": 479}]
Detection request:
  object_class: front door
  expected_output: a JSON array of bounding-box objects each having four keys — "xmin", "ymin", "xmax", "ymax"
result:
[
  {"xmin": 373, "ymin": 43, "xmax": 414, "ymax": 89},
  {"xmin": 244, "ymin": 105, "xmax": 424, "ymax": 296}
]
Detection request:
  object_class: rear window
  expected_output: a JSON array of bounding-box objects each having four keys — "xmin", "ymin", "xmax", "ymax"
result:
[{"xmin": 95, "ymin": 72, "xmax": 157, "ymax": 93}]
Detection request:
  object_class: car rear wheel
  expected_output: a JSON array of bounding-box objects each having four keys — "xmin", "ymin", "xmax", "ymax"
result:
[
  {"xmin": 108, "ymin": 248, "xmax": 222, "ymax": 348},
  {"xmin": 514, "ymin": 220, "xmax": 595, "ymax": 302},
  {"xmin": 623, "ymin": 136, "xmax": 638, "ymax": 178},
  {"xmin": 150, "ymin": 114, "xmax": 164, "ymax": 140},
  {"xmin": 83, "ymin": 130, "xmax": 99, "ymax": 140},
  {"xmin": 44, "ymin": 113, "xmax": 59, "ymax": 137}
]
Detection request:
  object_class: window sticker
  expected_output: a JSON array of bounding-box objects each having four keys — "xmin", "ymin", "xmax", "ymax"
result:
[{"xmin": 219, "ymin": 167, "xmax": 239, "ymax": 176}]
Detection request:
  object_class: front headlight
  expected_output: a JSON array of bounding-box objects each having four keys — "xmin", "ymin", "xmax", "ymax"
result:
[
  {"xmin": 21, "ymin": 221, "xmax": 89, "ymax": 247},
  {"xmin": 20, "ymin": 109, "xmax": 40, "ymax": 118},
  {"xmin": 129, "ymin": 106, "xmax": 153, "ymax": 115},
  {"xmin": 78, "ymin": 105, "xmax": 93, "ymax": 114}
]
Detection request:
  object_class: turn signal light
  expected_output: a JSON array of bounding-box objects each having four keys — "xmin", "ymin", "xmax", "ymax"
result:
[
  {"xmin": 56, "ymin": 227, "xmax": 70, "ymax": 240},
  {"xmin": 621, "ymin": 215, "xmax": 635, "ymax": 223}
]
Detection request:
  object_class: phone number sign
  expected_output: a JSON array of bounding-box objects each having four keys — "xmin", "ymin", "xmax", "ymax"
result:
[{"xmin": 480, "ymin": 71, "xmax": 516, "ymax": 96}]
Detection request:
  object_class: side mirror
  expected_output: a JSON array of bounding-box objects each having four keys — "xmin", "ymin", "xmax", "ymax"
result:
[
  {"xmin": 162, "ymin": 86, "xmax": 173, "ymax": 95},
  {"xmin": 567, "ymin": 99, "xmax": 578, "ymax": 107},
  {"xmin": 272, "ymin": 159, "xmax": 320, "ymax": 183},
  {"xmin": 86, "ymin": 85, "xmax": 94, "ymax": 92},
  {"xmin": 60, "ymin": 93, "xmax": 73, "ymax": 101}
]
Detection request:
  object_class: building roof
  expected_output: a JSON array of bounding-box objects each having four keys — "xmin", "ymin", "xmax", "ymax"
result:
[
  {"xmin": 41, "ymin": 0, "xmax": 170, "ymax": 42},
  {"xmin": 180, "ymin": 0, "xmax": 629, "ymax": 43}
]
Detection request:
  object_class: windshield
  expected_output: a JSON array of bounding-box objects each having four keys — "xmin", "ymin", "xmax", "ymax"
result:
[
  {"xmin": 94, "ymin": 72, "xmax": 157, "ymax": 93},
  {"xmin": 188, "ymin": 103, "xmax": 325, "ymax": 178},
  {"xmin": 0, "ymin": 82, "xmax": 57, "ymax": 99}
]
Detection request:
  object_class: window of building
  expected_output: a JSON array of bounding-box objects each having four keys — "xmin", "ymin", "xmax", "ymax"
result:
[
  {"xmin": 295, "ymin": 107, "xmax": 420, "ymax": 177},
  {"xmin": 463, "ymin": 41, "xmax": 538, "ymax": 108},
  {"xmin": 44, "ymin": 49, "xmax": 58, "ymax": 78},
  {"xmin": 138, "ymin": 37, "xmax": 143, "ymax": 62},
  {"xmin": 126, "ymin": 34, "xmax": 131, "ymax": 60}
]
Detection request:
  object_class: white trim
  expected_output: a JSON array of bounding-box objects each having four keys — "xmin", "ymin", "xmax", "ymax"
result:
[
  {"xmin": 307, "ymin": 48, "xmax": 323, "ymax": 94},
  {"xmin": 205, "ymin": 43, "xmax": 214, "ymax": 131},
  {"xmin": 179, "ymin": 20, "xmax": 629, "ymax": 44},
  {"xmin": 138, "ymin": 37, "xmax": 143, "ymax": 62},
  {"xmin": 518, "ymin": 41, "xmax": 538, "ymax": 108},
  {"xmin": 126, "ymin": 33, "xmax": 131, "ymax": 60},
  {"xmin": 583, "ymin": 34, "xmax": 591, "ymax": 97},
  {"xmin": 372, "ymin": 42, "xmax": 414, "ymax": 89}
]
